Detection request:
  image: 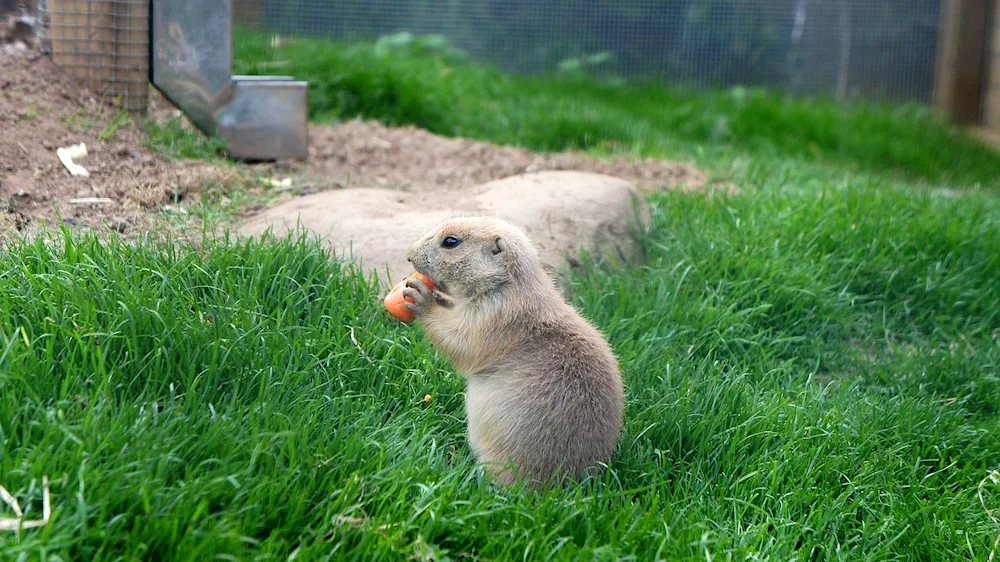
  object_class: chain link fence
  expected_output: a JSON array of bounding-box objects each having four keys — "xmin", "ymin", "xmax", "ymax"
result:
[
  {"xmin": 36, "ymin": 0, "xmax": 149, "ymax": 112},
  {"xmin": 234, "ymin": 0, "xmax": 941, "ymax": 104}
]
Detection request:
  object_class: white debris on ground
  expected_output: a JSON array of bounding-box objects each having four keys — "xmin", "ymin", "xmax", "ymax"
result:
[
  {"xmin": 0, "ymin": 476, "xmax": 52, "ymax": 537},
  {"xmin": 57, "ymin": 142, "xmax": 90, "ymax": 177}
]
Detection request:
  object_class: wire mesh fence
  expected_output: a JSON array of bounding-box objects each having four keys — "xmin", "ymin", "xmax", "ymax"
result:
[
  {"xmin": 234, "ymin": 0, "xmax": 942, "ymax": 105},
  {"xmin": 36, "ymin": 0, "xmax": 149, "ymax": 112}
]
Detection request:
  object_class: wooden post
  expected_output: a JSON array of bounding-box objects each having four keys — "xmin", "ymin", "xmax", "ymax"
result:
[
  {"xmin": 48, "ymin": 0, "xmax": 115, "ymax": 94},
  {"xmin": 933, "ymin": 0, "xmax": 990, "ymax": 124},
  {"xmin": 112, "ymin": 0, "xmax": 150, "ymax": 112},
  {"xmin": 46, "ymin": 1, "xmax": 149, "ymax": 112},
  {"xmin": 983, "ymin": 0, "xmax": 1000, "ymax": 132}
]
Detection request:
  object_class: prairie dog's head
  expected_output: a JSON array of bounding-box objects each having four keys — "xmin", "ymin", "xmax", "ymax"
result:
[{"xmin": 406, "ymin": 216, "xmax": 542, "ymax": 300}]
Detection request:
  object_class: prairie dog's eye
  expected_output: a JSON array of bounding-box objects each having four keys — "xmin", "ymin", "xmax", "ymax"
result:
[{"xmin": 441, "ymin": 236, "xmax": 462, "ymax": 249}]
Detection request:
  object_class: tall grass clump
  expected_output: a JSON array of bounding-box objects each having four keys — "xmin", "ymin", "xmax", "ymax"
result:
[{"xmin": 233, "ymin": 29, "xmax": 1000, "ymax": 188}]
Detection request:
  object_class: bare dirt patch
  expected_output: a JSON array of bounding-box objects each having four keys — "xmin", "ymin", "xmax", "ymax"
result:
[
  {"xmin": 301, "ymin": 119, "xmax": 708, "ymax": 194},
  {"xmin": 241, "ymin": 121, "xmax": 714, "ymax": 283},
  {"xmin": 1, "ymin": 36, "xmax": 714, "ymax": 251},
  {"xmin": 0, "ymin": 47, "xmax": 242, "ymax": 242}
]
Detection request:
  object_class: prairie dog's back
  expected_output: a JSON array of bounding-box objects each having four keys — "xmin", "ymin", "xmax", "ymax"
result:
[{"xmin": 404, "ymin": 215, "xmax": 625, "ymax": 486}]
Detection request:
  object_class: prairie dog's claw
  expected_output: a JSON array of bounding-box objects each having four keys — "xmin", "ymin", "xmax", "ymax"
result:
[
  {"xmin": 405, "ymin": 277, "xmax": 434, "ymax": 298},
  {"xmin": 402, "ymin": 283, "xmax": 431, "ymax": 317},
  {"xmin": 404, "ymin": 276, "xmax": 454, "ymax": 312}
]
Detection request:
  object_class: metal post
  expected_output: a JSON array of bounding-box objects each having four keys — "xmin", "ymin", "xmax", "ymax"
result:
[{"xmin": 150, "ymin": 0, "xmax": 308, "ymax": 161}]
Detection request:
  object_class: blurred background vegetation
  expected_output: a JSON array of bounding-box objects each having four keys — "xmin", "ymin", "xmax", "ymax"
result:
[{"xmin": 244, "ymin": 0, "xmax": 941, "ymax": 103}]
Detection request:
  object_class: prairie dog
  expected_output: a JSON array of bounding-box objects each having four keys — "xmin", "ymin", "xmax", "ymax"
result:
[{"xmin": 402, "ymin": 216, "xmax": 624, "ymax": 487}]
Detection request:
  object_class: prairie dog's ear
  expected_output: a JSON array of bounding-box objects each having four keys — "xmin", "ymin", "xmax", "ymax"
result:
[{"xmin": 491, "ymin": 236, "xmax": 506, "ymax": 255}]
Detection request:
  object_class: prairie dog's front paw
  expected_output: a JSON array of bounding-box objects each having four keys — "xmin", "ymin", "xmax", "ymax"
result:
[{"xmin": 402, "ymin": 277, "xmax": 435, "ymax": 317}]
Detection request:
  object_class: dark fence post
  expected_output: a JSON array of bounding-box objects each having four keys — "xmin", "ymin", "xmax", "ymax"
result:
[{"xmin": 933, "ymin": 0, "xmax": 990, "ymax": 124}]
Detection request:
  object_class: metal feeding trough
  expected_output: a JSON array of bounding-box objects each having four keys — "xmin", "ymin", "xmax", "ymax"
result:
[{"xmin": 150, "ymin": 0, "xmax": 308, "ymax": 161}]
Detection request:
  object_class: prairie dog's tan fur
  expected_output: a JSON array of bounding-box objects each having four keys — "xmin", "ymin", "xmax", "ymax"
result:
[{"xmin": 401, "ymin": 216, "xmax": 624, "ymax": 487}]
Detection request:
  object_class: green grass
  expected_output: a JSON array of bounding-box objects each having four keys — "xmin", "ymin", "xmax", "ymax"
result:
[
  {"xmin": 233, "ymin": 29, "xmax": 1000, "ymax": 188},
  {"xmin": 1, "ymin": 181, "xmax": 999, "ymax": 560},
  {"xmin": 143, "ymin": 116, "xmax": 230, "ymax": 162},
  {"xmin": 2, "ymin": 28, "xmax": 1000, "ymax": 562}
]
